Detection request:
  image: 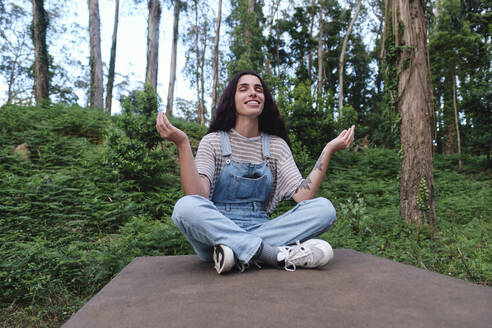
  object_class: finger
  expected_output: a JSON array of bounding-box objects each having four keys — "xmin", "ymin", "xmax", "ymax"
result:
[
  {"xmin": 343, "ymin": 129, "xmax": 351, "ymax": 141},
  {"xmin": 347, "ymin": 126, "xmax": 355, "ymax": 140},
  {"xmin": 157, "ymin": 112, "xmax": 166, "ymax": 126},
  {"xmin": 163, "ymin": 114, "xmax": 172, "ymax": 128}
]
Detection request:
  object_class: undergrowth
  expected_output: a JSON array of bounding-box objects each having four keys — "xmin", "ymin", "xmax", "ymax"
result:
[{"xmin": 0, "ymin": 103, "xmax": 490, "ymax": 327}]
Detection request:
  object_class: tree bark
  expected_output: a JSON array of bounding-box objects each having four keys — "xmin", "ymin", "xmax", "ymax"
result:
[
  {"xmin": 199, "ymin": 30, "xmax": 207, "ymax": 125},
  {"xmin": 434, "ymin": 0, "xmax": 441, "ymax": 19},
  {"xmin": 244, "ymin": 0, "xmax": 255, "ymax": 58},
  {"xmin": 31, "ymin": 0, "xmax": 49, "ymax": 103},
  {"xmin": 166, "ymin": 0, "xmax": 179, "ymax": 116},
  {"xmin": 338, "ymin": 0, "xmax": 362, "ymax": 116},
  {"xmin": 393, "ymin": 0, "xmax": 436, "ymax": 225},
  {"xmin": 105, "ymin": 0, "xmax": 120, "ymax": 114},
  {"xmin": 444, "ymin": 75, "xmax": 455, "ymax": 154},
  {"xmin": 211, "ymin": 0, "xmax": 222, "ymax": 119},
  {"xmin": 275, "ymin": 17, "xmax": 281, "ymax": 77},
  {"xmin": 452, "ymin": 70, "xmax": 462, "ymax": 171},
  {"xmin": 265, "ymin": 0, "xmax": 280, "ymax": 77},
  {"xmin": 88, "ymin": 0, "xmax": 104, "ymax": 109},
  {"xmin": 379, "ymin": 0, "xmax": 390, "ymax": 61},
  {"xmin": 193, "ymin": 0, "xmax": 205, "ymax": 125},
  {"xmin": 317, "ymin": 0, "xmax": 323, "ymax": 97},
  {"xmin": 146, "ymin": 0, "xmax": 161, "ymax": 91},
  {"xmin": 307, "ymin": 0, "xmax": 316, "ymax": 83}
]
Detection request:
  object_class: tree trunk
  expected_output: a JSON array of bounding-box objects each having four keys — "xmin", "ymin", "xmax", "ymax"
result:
[
  {"xmin": 307, "ymin": 0, "xmax": 316, "ymax": 83},
  {"xmin": 199, "ymin": 20, "xmax": 207, "ymax": 125},
  {"xmin": 375, "ymin": 0, "xmax": 385, "ymax": 94},
  {"xmin": 166, "ymin": 0, "xmax": 179, "ymax": 116},
  {"xmin": 434, "ymin": 0, "xmax": 441, "ymax": 19},
  {"xmin": 444, "ymin": 75, "xmax": 455, "ymax": 154},
  {"xmin": 211, "ymin": 0, "xmax": 222, "ymax": 119},
  {"xmin": 392, "ymin": 0, "xmax": 436, "ymax": 225},
  {"xmin": 275, "ymin": 18, "xmax": 281, "ymax": 77},
  {"xmin": 146, "ymin": 0, "xmax": 161, "ymax": 91},
  {"xmin": 379, "ymin": 0, "xmax": 390, "ymax": 61},
  {"xmin": 316, "ymin": 0, "xmax": 323, "ymax": 97},
  {"xmin": 452, "ymin": 70, "xmax": 462, "ymax": 171},
  {"xmin": 31, "ymin": 0, "xmax": 49, "ymax": 103},
  {"xmin": 105, "ymin": 0, "xmax": 120, "ymax": 114},
  {"xmin": 244, "ymin": 0, "xmax": 255, "ymax": 58},
  {"xmin": 193, "ymin": 0, "xmax": 206, "ymax": 125},
  {"xmin": 338, "ymin": 0, "xmax": 361, "ymax": 117},
  {"xmin": 88, "ymin": 0, "xmax": 104, "ymax": 109},
  {"xmin": 266, "ymin": 0, "xmax": 280, "ymax": 78}
]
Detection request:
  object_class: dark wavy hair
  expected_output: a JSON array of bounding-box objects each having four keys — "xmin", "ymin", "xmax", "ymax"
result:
[{"xmin": 208, "ymin": 71, "xmax": 290, "ymax": 146}]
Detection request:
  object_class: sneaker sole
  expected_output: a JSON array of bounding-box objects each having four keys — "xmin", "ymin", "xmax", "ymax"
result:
[{"xmin": 213, "ymin": 245, "xmax": 235, "ymax": 274}]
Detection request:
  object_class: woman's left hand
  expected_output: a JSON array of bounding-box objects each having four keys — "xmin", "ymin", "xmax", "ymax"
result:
[{"xmin": 326, "ymin": 125, "xmax": 355, "ymax": 153}]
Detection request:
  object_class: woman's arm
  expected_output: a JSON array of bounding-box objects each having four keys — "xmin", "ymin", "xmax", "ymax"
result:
[
  {"xmin": 155, "ymin": 112, "xmax": 210, "ymax": 197},
  {"xmin": 292, "ymin": 125, "xmax": 355, "ymax": 203}
]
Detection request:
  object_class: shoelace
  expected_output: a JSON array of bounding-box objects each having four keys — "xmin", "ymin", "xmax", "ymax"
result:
[
  {"xmin": 236, "ymin": 260, "xmax": 262, "ymax": 273},
  {"xmin": 282, "ymin": 241, "xmax": 313, "ymax": 272}
]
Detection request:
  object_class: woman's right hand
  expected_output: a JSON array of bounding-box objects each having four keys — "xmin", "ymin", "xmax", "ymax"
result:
[{"xmin": 156, "ymin": 112, "xmax": 187, "ymax": 145}]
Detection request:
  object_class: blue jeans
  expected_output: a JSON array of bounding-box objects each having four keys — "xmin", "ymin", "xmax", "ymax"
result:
[{"xmin": 172, "ymin": 195, "xmax": 336, "ymax": 263}]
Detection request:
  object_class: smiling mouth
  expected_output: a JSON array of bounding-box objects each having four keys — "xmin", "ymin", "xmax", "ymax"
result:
[{"xmin": 245, "ymin": 100, "xmax": 260, "ymax": 105}]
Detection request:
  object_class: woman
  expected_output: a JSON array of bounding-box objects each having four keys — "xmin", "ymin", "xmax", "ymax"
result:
[{"xmin": 156, "ymin": 71, "xmax": 355, "ymax": 274}]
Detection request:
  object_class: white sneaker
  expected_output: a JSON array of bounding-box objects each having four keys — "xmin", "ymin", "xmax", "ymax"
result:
[
  {"xmin": 278, "ymin": 239, "xmax": 334, "ymax": 271},
  {"xmin": 213, "ymin": 244, "xmax": 235, "ymax": 274}
]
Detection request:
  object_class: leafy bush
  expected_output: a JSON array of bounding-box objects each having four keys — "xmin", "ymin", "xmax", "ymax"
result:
[{"xmin": 104, "ymin": 85, "xmax": 178, "ymax": 185}]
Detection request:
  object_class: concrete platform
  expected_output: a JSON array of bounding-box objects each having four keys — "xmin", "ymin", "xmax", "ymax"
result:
[{"xmin": 63, "ymin": 249, "xmax": 491, "ymax": 328}]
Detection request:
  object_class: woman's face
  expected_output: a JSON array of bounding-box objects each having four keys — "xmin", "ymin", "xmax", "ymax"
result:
[{"xmin": 234, "ymin": 74, "xmax": 265, "ymax": 119}]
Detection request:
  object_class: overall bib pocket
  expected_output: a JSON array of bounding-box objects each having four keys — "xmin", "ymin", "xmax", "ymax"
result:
[{"xmin": 226, "ymin": 173, "xmax": 268, "ymax": 199}]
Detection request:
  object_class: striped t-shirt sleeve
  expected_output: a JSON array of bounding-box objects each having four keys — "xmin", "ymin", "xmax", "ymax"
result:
[{"xmin": 195, "ymin": 134, "xmax": 216, "ymax": 184}]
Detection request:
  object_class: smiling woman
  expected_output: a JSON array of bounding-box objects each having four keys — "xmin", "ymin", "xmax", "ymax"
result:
[{"xmin": 155, "ymin": 70, "xmax": 355, "ymax": 275}]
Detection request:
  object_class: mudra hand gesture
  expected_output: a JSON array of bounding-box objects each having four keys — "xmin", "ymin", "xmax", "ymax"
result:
[
  {"xmin": 155, "ymin": 112, "xmax": 187, "ymax": 145},
  {"xmin": 327, "ymin": 125, "xmax": 355, "ymax": 153}
]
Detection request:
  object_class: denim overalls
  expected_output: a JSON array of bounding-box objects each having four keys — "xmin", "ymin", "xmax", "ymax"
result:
[{"xmin": 172, "ymin": 130, "xmax": 336, "ymax": 264}]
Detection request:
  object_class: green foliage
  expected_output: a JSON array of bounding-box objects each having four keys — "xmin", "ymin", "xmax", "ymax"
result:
[
  {"xmin": 281, "ymin": 81, "xmax": 336, "ymax": 157},
  {"xmin": 119, "ymin": 84, "xmax": 162, "ymax": 149},
  {"xmin": 103, "ymin": 85, "xmax": 178, "ymax": 185},
  {"xmin": 338, "ymin": 104, "xmax": 358, "ymax": 130},
  {"xmin": 1, "ymin": 103, "xmax": 491, "ymax": 327},
  {"xmin": 226, "ymin": 0, "xmax": 266, "ymax": 75},
  {"xmin": 429, "ymin": 0, "xmax": 491, "ymax": 156}
]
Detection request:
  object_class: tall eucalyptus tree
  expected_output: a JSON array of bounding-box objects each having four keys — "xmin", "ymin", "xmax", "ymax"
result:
[
  {"xmin": 105, "ymin": 0, "xmax": 120, "ymax": 114},
  {"xmin": 31, "ymin": 0, "xmax": 49, "ymax": 103},
  {"xmin": 88, "ymin": 0, "xmax": 103, "ymax": 109},
  {"xmin": 338, "ymin": 0, "xmax": 362, "ymax": 116},
  {"xmin": 383, "ymin": 0, "xmax": 436, "ymax": 224},
  {"xmin": 210, "ymin": 0, "xmax": 222, "ymax": 118},
  {"xmin": 166, "ymin": 0, "xmax": 181, "ymax": 116},
  {"xmin": 146, "ymin": 0, "xmax": 161, "ymax": 91}
]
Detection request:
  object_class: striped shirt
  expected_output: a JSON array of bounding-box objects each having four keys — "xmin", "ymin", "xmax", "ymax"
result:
[{"xmin": 195, "ymin": 129, "xmax": 303, "ymax": 213}]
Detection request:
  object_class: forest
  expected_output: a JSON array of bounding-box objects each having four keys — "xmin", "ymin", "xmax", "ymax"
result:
[{"xmin": 0, "ymin": 0, "xmax": 491, "ymax": 327}]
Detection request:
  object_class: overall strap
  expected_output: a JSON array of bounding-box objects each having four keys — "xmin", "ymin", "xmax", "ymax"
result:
[
  {"xmin": 219, "ymin": 130, "xmax": 232, "ymax": 157},
  {"xmin": 261, "ymin": 132, "xmax": 271, "ymax": 159}
]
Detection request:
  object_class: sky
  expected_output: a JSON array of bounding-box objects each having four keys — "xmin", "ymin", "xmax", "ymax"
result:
[
  {"xmin": 0, "ymin": 0, "xmax": 228, "ymax": 114},
  {"xmin": 73, "ymin": 0, "xmax": 198, "ymax": 114}
]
